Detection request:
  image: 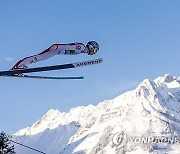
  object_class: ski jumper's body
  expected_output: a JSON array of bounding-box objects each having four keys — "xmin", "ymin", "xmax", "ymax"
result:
[{"xmin": 12, "ymin": 42, "xmax": 87, "ymax": 69}]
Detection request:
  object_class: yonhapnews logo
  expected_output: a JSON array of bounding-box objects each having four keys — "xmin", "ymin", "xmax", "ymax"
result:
[{"xmin": 111, "ymin": 132, "xmax": 180, "ymax": 148}]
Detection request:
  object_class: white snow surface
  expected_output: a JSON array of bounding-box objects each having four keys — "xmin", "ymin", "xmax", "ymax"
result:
[{"xmin": 13, "ymin": 74, "xmax": 180, "ymax": 154}]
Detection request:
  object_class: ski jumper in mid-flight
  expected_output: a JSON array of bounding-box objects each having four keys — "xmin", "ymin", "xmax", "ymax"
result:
[{"xmin": 12, "ymin": 41, "xmax": 99, "ymax": 70}]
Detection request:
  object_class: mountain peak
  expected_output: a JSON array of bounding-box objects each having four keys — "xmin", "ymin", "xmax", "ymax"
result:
[
  {"xmin": 136, "ymin": 79, "xmax": 157, "ymax": 98},
  {"xmin": 155, "ymin": 74, "xmax": 180, "ymax": 85},
  {"xmin": 164, "ymin": 74, "xmax": 174, "ymax": 83}
]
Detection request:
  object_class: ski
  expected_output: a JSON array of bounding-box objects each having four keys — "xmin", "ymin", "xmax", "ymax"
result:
[
  {"xmin": 1, "ymin": 75, "xmax": 84, "ymax": 80},
  {"xmin": 0, "ymin": 58, "xmax": 103, "ymax": 76}
]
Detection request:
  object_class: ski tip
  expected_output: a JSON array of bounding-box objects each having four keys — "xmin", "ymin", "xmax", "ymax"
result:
[
  {"xmin": 79, "ymin": 76, "xmax": 84, "ymax": 79},
  {"xmin": 72, "ymin": 76, "xmax": 84, "ymax": 79},
  {"xmin": 73, "ymin": 58, "xmax": 103, "ymax": 68}
]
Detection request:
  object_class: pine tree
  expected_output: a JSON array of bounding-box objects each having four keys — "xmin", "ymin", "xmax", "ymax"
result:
[{"xmin": 0, "ymin": 131, "xmax": 15, "ymax": 154}]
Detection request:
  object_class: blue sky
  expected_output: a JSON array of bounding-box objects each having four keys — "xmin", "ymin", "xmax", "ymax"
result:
[{"xmin": 0, "ymin": 0, "xmax": 180, "ymax": 133}]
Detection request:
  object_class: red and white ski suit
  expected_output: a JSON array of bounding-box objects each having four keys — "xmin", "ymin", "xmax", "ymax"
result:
[{"xmin": 12, "ymin": 42, "xmax": 87, "ymax": 69}]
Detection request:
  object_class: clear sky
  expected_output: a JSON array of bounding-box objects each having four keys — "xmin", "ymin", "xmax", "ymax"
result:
[{"xmin": 0, "ymin": 0, "xmax": 180, "ymax": 133}]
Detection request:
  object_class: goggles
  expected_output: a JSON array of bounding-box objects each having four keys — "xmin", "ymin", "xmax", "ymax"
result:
[{"xmin": 88, "ymin": 45, "xmax": 99, "ymax": 55}]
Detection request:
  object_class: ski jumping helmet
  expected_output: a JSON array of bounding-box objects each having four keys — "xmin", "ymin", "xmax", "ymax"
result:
[{"xmin": 86, "ymin": 41, "xmax": 99, "ymax": 55}]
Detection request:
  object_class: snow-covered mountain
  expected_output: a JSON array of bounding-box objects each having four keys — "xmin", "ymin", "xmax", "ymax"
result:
[{"xmin": 13, "ymin": 74, "xmax": 180, "ymax": 154}]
